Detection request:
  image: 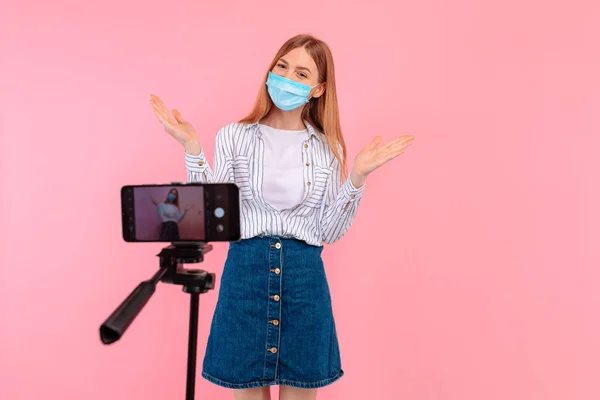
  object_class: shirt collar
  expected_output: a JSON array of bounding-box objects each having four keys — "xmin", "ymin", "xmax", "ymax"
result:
[{"xmin": 248, "ymin": 120, "xmax": 322, "ymax": 142}]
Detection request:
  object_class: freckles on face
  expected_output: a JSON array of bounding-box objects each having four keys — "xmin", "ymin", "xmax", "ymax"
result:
[{"xmin": 272, "ymin": 47, "xmax": 320, "ymax": 86}]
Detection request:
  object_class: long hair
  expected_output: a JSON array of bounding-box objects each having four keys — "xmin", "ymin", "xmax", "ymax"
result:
[{"xmin": 239, "ymin": 34, "xmax": 348, "ymax": 179}]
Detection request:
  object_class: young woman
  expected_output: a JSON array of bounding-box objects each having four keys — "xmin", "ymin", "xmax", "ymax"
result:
[
  {"xmin": 150, "ymin": 34, "xmax": 414, "ymax": 400},
  {"xmin": 150, "ymin": 188, "xmax": 194, "ymax": 241}
]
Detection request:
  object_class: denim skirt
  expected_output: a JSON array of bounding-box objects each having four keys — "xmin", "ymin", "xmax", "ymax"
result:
[{"xmin": 201, "ymin": 236, "xmax": 344, "ymax": 389}]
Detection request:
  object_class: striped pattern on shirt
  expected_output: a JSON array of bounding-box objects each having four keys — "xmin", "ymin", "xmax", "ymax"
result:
[{"xmin": 184, "ymin": 121, "xmax": 365, "ymax": 247}]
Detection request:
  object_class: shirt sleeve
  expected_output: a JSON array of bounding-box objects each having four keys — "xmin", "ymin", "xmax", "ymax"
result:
[
  {"xmin": 156, "ymin": 203, "xmax": 166, "ymax": 222},
  {"xmin": 176, "ymin": 208, "xmax": 187, "ymax": 223},
  {"xmin": 184, "ymin": 126, "xmax": 234, "ymax": 183},
  {"xmin": 321, "ymin": 155, "xmax": 365, "ymax": 244}
]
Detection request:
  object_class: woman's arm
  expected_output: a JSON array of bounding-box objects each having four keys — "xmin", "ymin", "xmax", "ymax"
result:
[
  {"xmin": 320, "ymin": 158, "xmax": 366, "ymax": 244},
  {"xmin": 176, "ymin": 205, "xmax": 194, "ymax": 223},
  {"xmin": 184, "ymin": 125, "xmax": 234, "ymax": 183},
  {"xmin": 321, "ymin": 134, "xmax": 415, "ymax": 243},
  {"xmin": 176, "ymin": 209, "xmax": 187, "ymax": 223},
  {"xmin": 156, "ymin": 203, "xmax": 167, "ymax": 221}
]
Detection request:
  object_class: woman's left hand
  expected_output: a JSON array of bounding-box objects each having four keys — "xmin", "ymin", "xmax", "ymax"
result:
[
  {"xmin": 350, "ymin": 135, "xmax": 415, "ymax": 187},
  {"xmin": 184, "ymin": 204, "xmax": 195, "ymax": 211}
]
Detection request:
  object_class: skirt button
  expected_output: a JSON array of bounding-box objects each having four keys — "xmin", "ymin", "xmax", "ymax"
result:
[{"xmin": 275, "ymin": 242, "xmax": 282, "ymax": 249}]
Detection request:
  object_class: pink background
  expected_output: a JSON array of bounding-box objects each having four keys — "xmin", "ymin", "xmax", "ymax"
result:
[
  {"xmin": 1, "ymin": 1, "xmax": 599, "ymax": 399},
  {"xmin": 132, "ymin": 186, "xmax": 205, "ymax": 241}
]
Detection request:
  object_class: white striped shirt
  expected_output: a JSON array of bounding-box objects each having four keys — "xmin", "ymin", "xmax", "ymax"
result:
[{"xmin": 184, "ymin": 121, "xmax": 365, "ymax": 247}]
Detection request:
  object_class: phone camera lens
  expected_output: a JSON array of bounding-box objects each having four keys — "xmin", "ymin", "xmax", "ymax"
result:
[
  {"xmin": 214, "ymin": 207, "xmax": 225, "ymax": 218},
  {"xmin": 216, "ymin": 224, "xmax": 224, "ymax": 232}
]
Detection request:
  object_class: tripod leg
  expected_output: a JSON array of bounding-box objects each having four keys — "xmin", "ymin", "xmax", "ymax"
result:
[{"xmin": 186, "ymin": 292, "xmax": 200, "ymax": 400}]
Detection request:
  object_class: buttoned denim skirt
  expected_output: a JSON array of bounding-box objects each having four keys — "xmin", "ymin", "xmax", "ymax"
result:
[{"xmin": 201, "ymin": 236, "xmax": 344, "ymax": 389}]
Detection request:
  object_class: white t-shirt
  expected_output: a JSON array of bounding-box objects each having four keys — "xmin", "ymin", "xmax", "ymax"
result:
[{"xmin": 259, "ymin": 124, "xmax": 307, "ymax": 211}]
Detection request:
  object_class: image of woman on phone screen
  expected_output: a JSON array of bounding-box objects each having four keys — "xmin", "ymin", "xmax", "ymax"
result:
[
  {"xmin": 151, "ymin": 188, "xmax": 194, "ymax": 241},
  {"xmin": 150, "ymin": 34, "xmax": 414, "ymax": 400}
]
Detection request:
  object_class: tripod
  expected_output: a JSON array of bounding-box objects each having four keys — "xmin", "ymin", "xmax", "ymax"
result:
[{"xmin": 99, "ymin": 242, "xmax": 215, "ymax": 400}]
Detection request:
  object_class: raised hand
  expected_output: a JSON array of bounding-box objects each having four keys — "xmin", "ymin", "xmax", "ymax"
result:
[
  {"xmin": 184, "ymin": 204, "xmax": 195, "ymax": 211},
  {"xmin": 149, "ymin": 94, "xmax": 198, "ymax": 147},
  {"xmin": 350, "ymin": 135, "xmax": 415, "ymax": 187}
]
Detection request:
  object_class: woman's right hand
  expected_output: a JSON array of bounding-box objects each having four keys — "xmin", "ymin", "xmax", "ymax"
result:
[{"xmin": 149, "ymin": 94, "xmax": 202, "ymax": 154}]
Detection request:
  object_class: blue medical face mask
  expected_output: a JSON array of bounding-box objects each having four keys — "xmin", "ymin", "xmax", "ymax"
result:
[
  {"xmin": 266, "ymin": 71, "xmax": 319, "ymax": 111},
  {"xmin": 167, "ymin": 193, "xmax": 176, "ymax": 202}
]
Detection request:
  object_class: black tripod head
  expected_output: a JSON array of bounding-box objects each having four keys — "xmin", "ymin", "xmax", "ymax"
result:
[{"xmin": 99, "ymin": 242, "xmax": 215, "ymax": 345}]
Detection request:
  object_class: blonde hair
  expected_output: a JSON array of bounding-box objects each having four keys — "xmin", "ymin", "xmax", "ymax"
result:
[{"xmin": 239, "ymin": 34, "xmax": 348, "ymax": 179}]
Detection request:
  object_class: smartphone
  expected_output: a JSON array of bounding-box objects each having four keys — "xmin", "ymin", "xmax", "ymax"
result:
[{"xmin": 121, "ymin": 183, "xmax": 241, "ymax": 243}]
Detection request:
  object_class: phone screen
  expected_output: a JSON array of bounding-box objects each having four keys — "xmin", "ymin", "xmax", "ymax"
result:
[{"xmin": 121, "ymin": 183, "xmax": 240, "ymax": 243}]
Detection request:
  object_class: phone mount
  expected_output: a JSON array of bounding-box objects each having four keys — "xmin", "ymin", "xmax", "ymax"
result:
[{"xmin": 99, "ymin": 242, "xmax": 215, "ymax": 400}]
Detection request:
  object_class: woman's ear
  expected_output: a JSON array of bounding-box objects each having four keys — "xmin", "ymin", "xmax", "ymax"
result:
[{"xmin": 311, "ymin": 82, "xmax": 326, "ymax": 99}]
